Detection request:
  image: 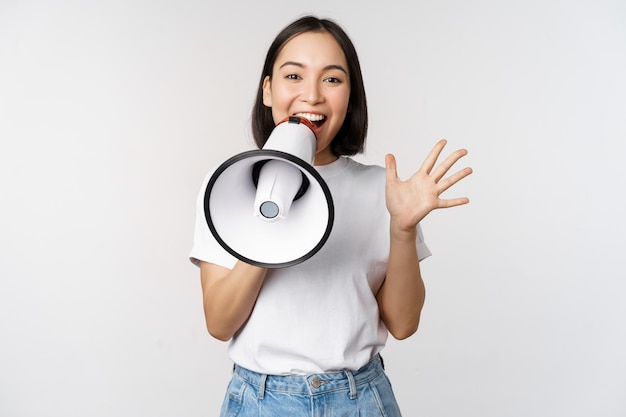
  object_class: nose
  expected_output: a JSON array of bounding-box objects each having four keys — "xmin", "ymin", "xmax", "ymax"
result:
[{"xmin": 300, "ymin": 80, "xmax": 323, "ymax": 104}]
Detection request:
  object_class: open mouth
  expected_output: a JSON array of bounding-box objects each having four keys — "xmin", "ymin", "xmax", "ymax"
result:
[{"xmin": 294, "ymin": 112, "xmax": 326, "ymax": 129}]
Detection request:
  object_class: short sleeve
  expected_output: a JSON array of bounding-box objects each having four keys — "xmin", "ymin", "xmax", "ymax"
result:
[
  {"xmin": 416, "ymin": 223, "xmax": 432, "ymax": 261},
  {"xmin": 189, "ymin": 168, "xmax": 238, "ymax": 269}
]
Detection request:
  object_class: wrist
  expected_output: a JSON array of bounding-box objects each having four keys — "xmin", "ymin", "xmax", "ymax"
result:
[{"xmin": 389, "ymin": 218, "xmax": 418, "ymax": 242}]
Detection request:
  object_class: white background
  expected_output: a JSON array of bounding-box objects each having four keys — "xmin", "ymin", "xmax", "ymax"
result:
[{"xmin": 1, "ymin": 1, "xmax": 625, "ymax": 416}]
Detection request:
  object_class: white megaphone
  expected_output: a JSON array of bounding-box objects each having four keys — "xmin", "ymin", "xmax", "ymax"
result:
[{"xmin": 204, "ymin": 116, "xmax": 334, "ymax": 268}]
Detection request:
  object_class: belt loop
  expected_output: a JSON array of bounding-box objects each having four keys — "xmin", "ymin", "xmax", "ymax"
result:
[
  {"xmin": 345, "ymin": 370, "xmax": 357, "ymax": 400},
  {"xmin": 379, "ymin": 354, "xmax": 385, "ymax": 370},
  {"xmin": 258, "ymin": 374, "xmax": 267, "ymax": 400}
]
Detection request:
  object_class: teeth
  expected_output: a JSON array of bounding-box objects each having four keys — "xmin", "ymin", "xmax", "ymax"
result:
[{"xmin": 295, "ymin": 112, "xmax": 325, "ymax": 122}]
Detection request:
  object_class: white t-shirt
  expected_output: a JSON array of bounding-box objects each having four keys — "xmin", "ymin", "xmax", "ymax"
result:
[{"xmin": 190, "ymin": 156, "xmax": 431, "ymax": 375}]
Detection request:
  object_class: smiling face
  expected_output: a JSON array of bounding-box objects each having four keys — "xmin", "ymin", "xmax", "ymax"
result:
[{"xmin": 262, "ymin": 31, "xmax": 351, "ymax": 165}]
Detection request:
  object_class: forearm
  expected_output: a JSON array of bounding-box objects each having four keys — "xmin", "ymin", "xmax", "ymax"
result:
[
  {"xmin": 377, "ymin": 222, "xmax": 425, "ymax": 340},
  {"xmin": 200, "ymin": 261, "xmax": 267, "ymax": 341}
]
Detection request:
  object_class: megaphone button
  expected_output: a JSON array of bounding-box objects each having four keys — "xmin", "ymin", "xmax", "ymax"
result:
[{"xmin": 260, "ymin": 201, "xmax": 279, "ymax": 219}]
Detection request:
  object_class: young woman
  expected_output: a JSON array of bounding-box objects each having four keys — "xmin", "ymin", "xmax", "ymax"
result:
[{"xmin": 190, "ymin": 15, "xmax": 472, "ymax": 417}]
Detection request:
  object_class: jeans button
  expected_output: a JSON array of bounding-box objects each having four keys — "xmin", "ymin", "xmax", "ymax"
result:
[{"xmin": 311, "ymin": 377, "xmax": 322, "ymax": 389}]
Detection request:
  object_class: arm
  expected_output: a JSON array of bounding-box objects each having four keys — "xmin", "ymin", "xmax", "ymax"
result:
[
  {"xmin": 199, "ymin": 260, "xmax": 267, "ymax": 341},
  {"xmin": 377, "ymin": 224, "xmax": 425, "ymax": 340},
  {"xmin": 377, "ymin": 139, "xmax": 472, "ymax": 339}
]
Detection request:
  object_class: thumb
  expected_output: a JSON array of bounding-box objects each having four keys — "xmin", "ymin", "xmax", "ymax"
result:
[{"xmin": 385, "ymin": 153, "xmax": 398, "ymax": 183}]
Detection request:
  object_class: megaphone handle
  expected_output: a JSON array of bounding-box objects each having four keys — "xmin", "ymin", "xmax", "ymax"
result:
[{"xmin": 251, "ymin": 160, "xmax": 310, "ymax": 201}]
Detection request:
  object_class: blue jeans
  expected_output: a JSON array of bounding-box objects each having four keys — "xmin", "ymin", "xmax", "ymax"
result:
[{"xmin": 219, "ymin": 354, "xmax": 403, "ymax": 417}]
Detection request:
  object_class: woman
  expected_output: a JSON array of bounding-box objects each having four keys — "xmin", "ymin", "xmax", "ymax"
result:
[{"xmin": 190, "ymin": 15, "xmax": 472, "ymax": 416}]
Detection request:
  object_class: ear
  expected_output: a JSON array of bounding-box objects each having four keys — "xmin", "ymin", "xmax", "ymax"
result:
[{"xmin": 262, "ymin": 76, "xmax": 272, "ymax": 107}]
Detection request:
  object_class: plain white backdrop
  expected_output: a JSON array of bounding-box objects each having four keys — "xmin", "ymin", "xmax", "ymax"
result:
[{"xmin": 1, "ymin": 0, "xmax": 625, "ymax": 416}]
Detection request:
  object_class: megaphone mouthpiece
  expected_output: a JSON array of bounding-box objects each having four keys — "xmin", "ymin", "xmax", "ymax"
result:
[{"xmin": 262, "ymin": 117, "xmax": 317, "ymax": 162}]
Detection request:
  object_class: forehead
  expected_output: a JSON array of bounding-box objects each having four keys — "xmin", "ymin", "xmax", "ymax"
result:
[{"xmin": 274, "ymin": 31, "xmax": 348, "ymax": 70}]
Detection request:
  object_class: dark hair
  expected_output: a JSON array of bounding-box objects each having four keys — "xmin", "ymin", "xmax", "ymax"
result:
[{"xmin": 251, "ymin": 16, "xmax": 368, "ymax": 156}]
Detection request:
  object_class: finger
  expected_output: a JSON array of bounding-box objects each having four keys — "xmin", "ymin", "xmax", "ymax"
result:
[
  {"xmin": 431, "ymin": 148, "xmax": 469, "ymax": 182},
  {"xmin": 438, "ymin": 197, "xmax": 471, "ymax": 209},
  {"xmin": 385, "ymin": 153, "xmax": 399, "ymax": 183},
  {"xmin": 418, "ymin": 139, "xmax": 447, "ymax": 175},
  {"xmin": 437, "ymin": 167, "xmax": 473, "ymax": 194}
]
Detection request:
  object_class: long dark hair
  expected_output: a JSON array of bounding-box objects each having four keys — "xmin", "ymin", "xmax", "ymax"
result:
[{"xmin": 251, "ymin": 16, "xmax": 368, "ymax": 156}]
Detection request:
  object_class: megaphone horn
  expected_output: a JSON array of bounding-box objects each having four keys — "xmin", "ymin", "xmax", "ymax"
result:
[{"xmin": 204, "ymin": 116, "xmax": 334, "ymax": 268}]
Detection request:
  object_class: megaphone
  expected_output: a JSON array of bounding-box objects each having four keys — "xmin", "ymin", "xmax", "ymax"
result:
[{"xmin": 204, "ymin": 116, "xmax": 334, "ymax": 268}]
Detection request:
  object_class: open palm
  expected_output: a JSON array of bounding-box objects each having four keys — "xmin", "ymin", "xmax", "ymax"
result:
[{"xmin": 385, "ymin": 139, "xmax": 473, "ymax": 231}]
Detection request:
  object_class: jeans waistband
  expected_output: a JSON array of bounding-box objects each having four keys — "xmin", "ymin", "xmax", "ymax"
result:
[{"xmin": 233, "ymin": 354, "xmax": 385, "ymax": 398}]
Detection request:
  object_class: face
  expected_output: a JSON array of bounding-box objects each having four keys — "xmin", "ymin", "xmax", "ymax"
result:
[{"xmin": 262, "ymin": 31, "xmax": 351, "ymax": 165}]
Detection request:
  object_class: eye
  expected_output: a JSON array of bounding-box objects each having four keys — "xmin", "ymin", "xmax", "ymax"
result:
[
  {"xmin": 286, "ymin": 74, "xmax": 301, "ymax": 80},
  {"xmin": 324, "ymin": 76, "xmax": 343, "ymax": 84}
]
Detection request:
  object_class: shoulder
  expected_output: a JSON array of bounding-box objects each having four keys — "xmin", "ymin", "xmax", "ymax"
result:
[
  {"xmin": 341, "ymin": 157, "xmax": 382, "ymax": 172},
  {"xmin": 343, "ymin": 158, "xmax": 386, "ymax": 182}
]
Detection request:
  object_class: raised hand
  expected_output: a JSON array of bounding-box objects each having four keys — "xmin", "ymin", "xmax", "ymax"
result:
[{"xmin": 385, "ymin": 139, "xmax": 473, "ymax": 232}]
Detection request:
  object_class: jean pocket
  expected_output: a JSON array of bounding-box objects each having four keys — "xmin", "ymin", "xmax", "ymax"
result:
[
  {"xmin": 219, "ymin": 374, "xmax": 247, "ymax": 417},
  {"xmin": 366, "ymin": 373, "xmax": 403, "ymax": 417}
]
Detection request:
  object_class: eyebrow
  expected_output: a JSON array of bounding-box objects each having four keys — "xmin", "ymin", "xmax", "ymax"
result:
[{"xmin": 278, "ymin": 61, "xmax": 348, "ymax": 75}]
